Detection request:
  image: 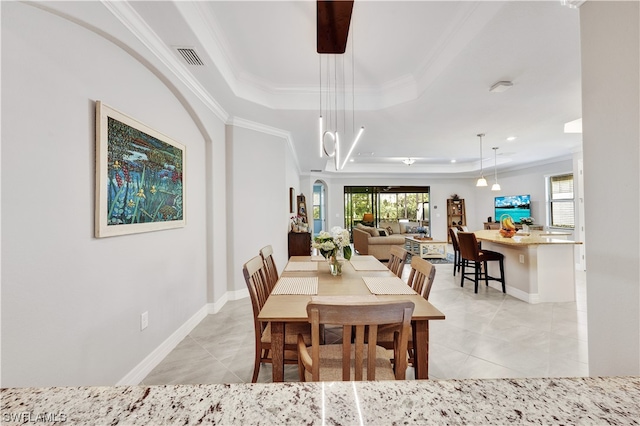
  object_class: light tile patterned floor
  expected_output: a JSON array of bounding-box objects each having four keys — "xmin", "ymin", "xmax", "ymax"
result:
[{"xmin": 142, "ymin": 258, "xmax": 588, "ymax": 385}]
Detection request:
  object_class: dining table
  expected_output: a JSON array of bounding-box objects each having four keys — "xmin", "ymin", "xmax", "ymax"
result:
[{"xmin": 257, "ymin": 255, "xmax": 446, "ymax": 382}]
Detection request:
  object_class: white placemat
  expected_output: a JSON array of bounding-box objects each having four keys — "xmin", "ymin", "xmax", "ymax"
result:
[
  {"xmin": 311, "ymin": 255, "xmax": 326, "ymax": 261},
  {"xmin": 284, "ymin": 262, "xmax": 319, "ymax": 272},
  {"xmin": 350, "ymin": 255, "xmax": 377, "ymax": 261},
  {"xmin": 350, "ymin": 261, "xmax": 389, "ymax": 271},
  {"xmin": 362, "ymin": 276, "xmax": 417, "ymax": 295},
  {"xmin": 271, "ymin": 277, "xmax": 318, "ymax": 295}
]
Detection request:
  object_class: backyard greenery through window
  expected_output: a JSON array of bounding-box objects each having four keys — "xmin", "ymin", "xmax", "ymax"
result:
[{"xmin": 344, "ymin": 186, "xmax": 430, "ymax": 232}]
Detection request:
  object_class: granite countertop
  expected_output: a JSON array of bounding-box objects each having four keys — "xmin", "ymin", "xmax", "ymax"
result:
[
  {"xmin": 2, "ymin": 376, "xmax": 639, "ymax": 425},
  {"xmin": 475, "ymin": 230, "xmax": 582, "ymax": 246}
]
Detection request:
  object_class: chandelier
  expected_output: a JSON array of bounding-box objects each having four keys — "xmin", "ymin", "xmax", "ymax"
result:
[{"xmin": 317, "ymin": 1, "xmax": 364, "ymax": 171}]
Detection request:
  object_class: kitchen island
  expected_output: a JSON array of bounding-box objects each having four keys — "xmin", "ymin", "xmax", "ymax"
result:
[
  {"xmin": 2, "ymin": 377, "xmax": 639, "ymax": 424},
  {"xmin": 474, "ymin": 229, "xmax": 582, "ymax": 303}
]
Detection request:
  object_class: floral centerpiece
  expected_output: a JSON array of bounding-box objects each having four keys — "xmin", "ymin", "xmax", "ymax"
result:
[
  {"xmin": 312, "ymin": 226, "xmax": 352, "ymax": 275},
  {"xmin": 520, "ymin": 217, "xmax": 535, "ymax": 233},
  {"xmin": 520, "ymin": 217, "xmax": 535, "ymax": 226}
]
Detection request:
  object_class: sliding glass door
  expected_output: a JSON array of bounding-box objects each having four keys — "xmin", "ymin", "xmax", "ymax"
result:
[{"xmin": 344, "ymin": 186, "xmax": 430, "ymax": 235}]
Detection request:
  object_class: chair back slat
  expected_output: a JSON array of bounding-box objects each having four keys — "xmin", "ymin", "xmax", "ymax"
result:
[
  {"xmin": 260, "ymin": 245, "xmax": 279, "ymax": 293},
  {"xmin": 242, "ymin": 256, "xmax": 270, "ymax": 321},
  {"xmin": 406, "ymin": 256, "xmax": 437, "ymax": 299},
  {"xmin": 305, "ymin": 300, "xmax": 414, "ymax": 381},
  {"xmin": 388, "ymin": 246, "xmax": 408, "ymax": 278}
]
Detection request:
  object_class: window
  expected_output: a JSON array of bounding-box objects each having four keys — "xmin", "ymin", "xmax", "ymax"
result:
[
  {"xmin": 548, "ymin": 173, "xmax": 574, "ymax": 228},
  {"xmin": 344, "ymin": 186, "xmax": 430, "ymax": 233}
]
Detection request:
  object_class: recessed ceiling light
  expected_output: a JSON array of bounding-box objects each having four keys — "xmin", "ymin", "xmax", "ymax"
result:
[
  {"xmin": 350, "ymin": 158, "xmax": 354, "ymax": 162},
  {"xmin": 450, "ymin": 159, "xmax": 456, "ymax": 163},
  {"xmin": 506, "ymin": 136, "xmax": 517, "ymax": 141}
]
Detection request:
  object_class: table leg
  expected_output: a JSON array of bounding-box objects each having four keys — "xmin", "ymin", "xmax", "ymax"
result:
[
  {"xmin": 271, "ymin": 321, "xmax": 285, "ymax": 382},
  {"xmin": 412, "ymin": 320, "xmax": 429, "ymax": 379}
]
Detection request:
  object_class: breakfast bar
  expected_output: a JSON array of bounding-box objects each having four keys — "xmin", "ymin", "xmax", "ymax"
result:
[
  {"xmin": 2, "ymin": 377, "xmax": 639, "ymax": 424},
  {"xmin": 474, "ymin": 230, "xmax": 582, "ymax": 304}
]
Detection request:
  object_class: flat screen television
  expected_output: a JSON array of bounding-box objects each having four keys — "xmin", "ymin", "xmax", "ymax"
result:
[{"xmin": 494, "ymin": 194, "xmax": 531, "ymax": 223}]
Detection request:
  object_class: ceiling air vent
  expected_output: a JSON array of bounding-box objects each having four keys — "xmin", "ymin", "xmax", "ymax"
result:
[
  {"xmin": 310, "ymin": 169, "xmax": 323, "ymax": 173},
  {"xmin": 175, "ymin": 47, "xmax": 204, "ymax": 66}
]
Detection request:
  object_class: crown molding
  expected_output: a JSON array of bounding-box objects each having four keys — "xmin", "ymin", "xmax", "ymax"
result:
[
  {"xmin": 102, "ymin": 1, "xmax": 229, "ymax": 122},
  {"xmin": 227, "ymin": 117, "xmax": 301, "ymax": 175}
]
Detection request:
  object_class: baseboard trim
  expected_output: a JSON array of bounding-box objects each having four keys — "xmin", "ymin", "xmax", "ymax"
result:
[
  {"xmin": 208, "ymin": 288, "xmax": 249, "ymax": 314},
  {"xmin": 117, "ymin": 289, "xmax": 250, "ymax": 385},
  {"xmin": 487, "ymin": 282, "xmax": 539, "ymax": 304},
  {"xmin": 117, "ymin": 304, "xmax": 208, "ymax": 386}
]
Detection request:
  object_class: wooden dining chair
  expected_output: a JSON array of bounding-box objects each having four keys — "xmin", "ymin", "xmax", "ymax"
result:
[
  {"xmin": 377, "ymin": 256, "xmax": 436, "ymax": 370},
  {"xmin": 297, "ymin": 300, "xmax": 415, "ymax": 382},
  {"xmin": 259, "ymin": 245, "xmax": 279, "ymax": 293},
  {"xmin": 387, "ymin": 246, "xmax": 409, "ymax": 278},
  {"xmin": 242, "ymin": 255, "xmax": 313, "ymax": 383},
  {"xmin": 406, "ymin": 256, "xmax": 437, "ymax": 299},
  {"xmin": 457, "ymin": 232, "xmax": 505, "ymax": 294}
]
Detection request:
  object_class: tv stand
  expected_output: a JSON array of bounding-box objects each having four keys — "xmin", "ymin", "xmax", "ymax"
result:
[{"xmin": 484, "ymin": 222, "xmax": 522, "ymax": 230}]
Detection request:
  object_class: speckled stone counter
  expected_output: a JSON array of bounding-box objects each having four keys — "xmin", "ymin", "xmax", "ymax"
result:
[{"xmin": 2, "ymin": 377, "xmax": 639, "ymax": 425}]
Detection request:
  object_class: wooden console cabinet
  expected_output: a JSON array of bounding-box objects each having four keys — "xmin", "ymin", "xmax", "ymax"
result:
[{"xmin": 288, "ymin": 232, "xmax": 311, "ymax": 257}]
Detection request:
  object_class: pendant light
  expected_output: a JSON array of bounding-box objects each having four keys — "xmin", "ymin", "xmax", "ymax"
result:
[
  {"xmin": 491, "ymin": 147, "xmax": 501, "ymax": 191},
  {"xmin": 318, "ymin": 14, "xmax": 364, "ymax": 171},
  {"xmin": 476, "ymin": 133, "xmax": 487, "ymax": 187}
]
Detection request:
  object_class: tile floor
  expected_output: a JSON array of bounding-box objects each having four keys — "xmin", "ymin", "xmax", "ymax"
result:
[{"xmin": 142, "ymin": 258, "xmax": 588, "ymax": 385}]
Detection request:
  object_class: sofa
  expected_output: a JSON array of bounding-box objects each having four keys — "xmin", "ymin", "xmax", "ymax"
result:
[{"xmin": 352, "ymin": 221, "xmax": 423, "ymax": 260}]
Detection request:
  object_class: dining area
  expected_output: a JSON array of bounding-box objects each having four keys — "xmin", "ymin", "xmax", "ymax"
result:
[
  {"xmin": 5, "ymin": 244, "xmax": 640, "ymax": 424},
  {"xmin": 247, "ymin": 241, "xmax": 445, "ymax": 383}
]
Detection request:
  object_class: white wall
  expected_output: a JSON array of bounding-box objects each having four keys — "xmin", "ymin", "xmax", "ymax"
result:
[
  {"xmin": 481, "ymin": 159, "xmax": 576, "ymax": 233},
  {"xmin": 227, "ymin": 125, "xmax": 290, "ymax": 293},
  {"xmin": 581, "ymin": 1, "xmax": 640, "ymax": 375},
  {"xmin": 1, "ymin": 2, "xmax": 211, "ymax": 387}
]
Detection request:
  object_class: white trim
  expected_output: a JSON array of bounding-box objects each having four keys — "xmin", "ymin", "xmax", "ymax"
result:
[
  {"xmin": 117, "ymin": 304, "xmax": 208, "ymax": 386},
  {"xmin": 102, "ymin": 1, "xmax": 229, "ymax": 122},
  {"xmin": 487, "ymin": 282, "xmax": 540, "ymax": 304},
  {"xmin": 207, "ymin": 288, "xmax": 249, "ymax": 315},
  {"xmin": 117, "ymin": 290, "xmax": 251, "ymax": 385},
  {"xmin": 229, "ymin": 117, "xmax": 301, "ymax": 175}
]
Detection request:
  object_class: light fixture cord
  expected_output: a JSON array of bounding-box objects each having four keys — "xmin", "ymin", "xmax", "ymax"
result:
[
  {"xmin": 352, "ymin": 19, "xmax": 355, "ymax": 136},
  {"xmin": 479, "ymin": 134, "xmax": 484, "ymax": 175},
  {"xmin": 319, "ymin": 54, "xmax": 322, "ymax": 119},
  {"xmin": 333, "ymin": 55, "xmax": 338, "ymax": 131}
]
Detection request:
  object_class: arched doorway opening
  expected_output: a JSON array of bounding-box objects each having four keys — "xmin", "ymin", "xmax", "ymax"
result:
[{"xmin": 312, "ymin": 180, "xmax": 328, "ymax": 236}]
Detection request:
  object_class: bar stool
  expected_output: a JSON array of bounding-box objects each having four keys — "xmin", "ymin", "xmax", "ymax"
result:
[
  {"xmin": 457, "ymin": 232, "xmax": 505, "ymax": 294},
  {"xmin": 448, "ymin": 227, "xmax": 463, "ymax": 276}
]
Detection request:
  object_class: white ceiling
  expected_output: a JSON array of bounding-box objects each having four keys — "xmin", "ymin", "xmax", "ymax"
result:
[{"xmin": 45, "ymin": 0, "xmax": 585, "ymax": 177}]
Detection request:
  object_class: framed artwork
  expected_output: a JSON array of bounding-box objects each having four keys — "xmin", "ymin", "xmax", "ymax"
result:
[
  {"xmin": 289, "ymin": 187, "xmax": 295, "ymax": 213},
  {"xmin": 95, "ymin": 101, "xmax": 186, "ymax": 238}
]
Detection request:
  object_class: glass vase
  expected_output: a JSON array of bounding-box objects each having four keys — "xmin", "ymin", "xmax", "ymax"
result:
[{"xmin": 329, "ymin": 256, "xmax": 343, "ymax": 276}]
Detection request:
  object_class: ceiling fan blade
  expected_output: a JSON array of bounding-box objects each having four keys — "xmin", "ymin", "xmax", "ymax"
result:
[{"xmin": 317, "ymin": 0, "xmax": 354, "ymax": 54}]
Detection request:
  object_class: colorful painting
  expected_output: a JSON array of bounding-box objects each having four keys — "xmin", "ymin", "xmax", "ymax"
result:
[{"xmin": 95, "ymin": 101, "xmax": 186, "ymax": 237}]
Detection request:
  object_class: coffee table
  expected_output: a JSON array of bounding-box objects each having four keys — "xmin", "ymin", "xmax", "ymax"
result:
[{"xmin": 405, "ymin": 236, "xmax": 447, "ymax": 259}]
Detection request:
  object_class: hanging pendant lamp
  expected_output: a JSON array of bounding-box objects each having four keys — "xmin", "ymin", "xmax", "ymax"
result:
[
  {"xmin": 317, "ymin": 4, "xmax": 364, "ymax": 171},
  {"xmin": 476, "ymin": 133, "xmax": 487, "ymax": 187},
  {"xmin": 491, "ymin": 147, "xmax": 501, "ymax": 191}
]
